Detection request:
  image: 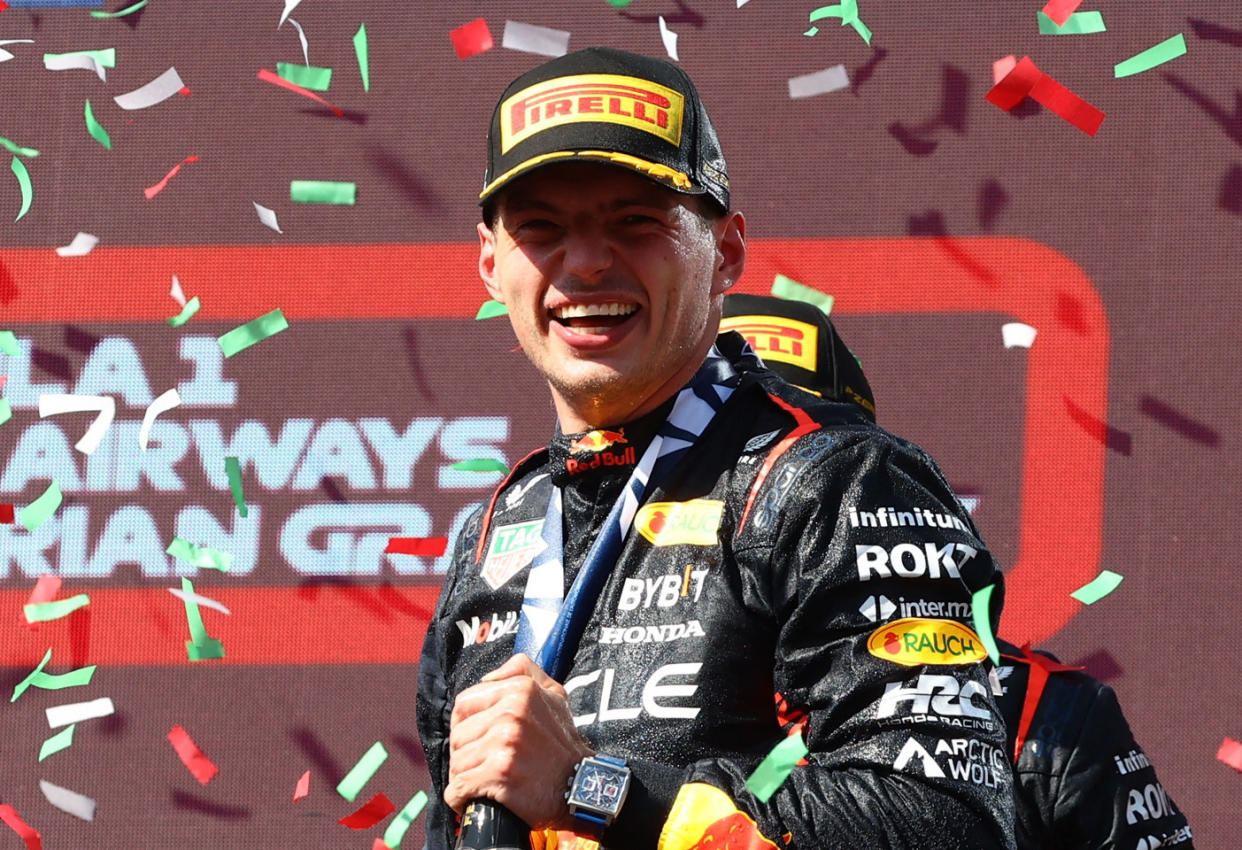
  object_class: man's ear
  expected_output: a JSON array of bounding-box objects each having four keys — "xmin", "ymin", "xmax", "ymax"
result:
[
  {"xmin": 711, "ymin": 211, "xmax": 746, "ymax": 296},
  {"xmin": 478, "ymin": 220, "xmax": 503, "ymax": 303}
]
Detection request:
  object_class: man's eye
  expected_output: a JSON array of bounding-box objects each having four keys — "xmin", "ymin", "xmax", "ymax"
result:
[
  {"xmin": 516, "ymin": 219, "xmax": 558, "ymax": 232},
  {"xmin": 621, "ymin": 214, "xmax": 659, "ymax": 225}
]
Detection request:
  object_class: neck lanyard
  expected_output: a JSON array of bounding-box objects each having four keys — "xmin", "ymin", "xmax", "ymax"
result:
[{"xmin": 513, "ymin": 348, "xmax": 738, "ymax": 681}]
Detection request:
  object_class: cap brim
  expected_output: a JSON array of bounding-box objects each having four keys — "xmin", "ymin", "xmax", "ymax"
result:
[{"xmin": 479, "ymin": 149, "xmax": 696, "ymax": 204}]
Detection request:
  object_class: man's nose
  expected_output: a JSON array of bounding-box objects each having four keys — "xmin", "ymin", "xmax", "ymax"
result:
[{"xmin": 561, "ymin": 227, "xmax": 613, "ymax": 281}]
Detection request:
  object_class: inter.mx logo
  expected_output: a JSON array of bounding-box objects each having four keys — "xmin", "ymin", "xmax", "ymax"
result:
[{"xmin": 860, "ymin": 595, "xmax": 971, "ymax": 623}]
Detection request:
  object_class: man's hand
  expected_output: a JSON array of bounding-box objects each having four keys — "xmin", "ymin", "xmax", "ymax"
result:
[{"xmin": 446, "ymin": 654, "xmax": 594, "ymax": 829}]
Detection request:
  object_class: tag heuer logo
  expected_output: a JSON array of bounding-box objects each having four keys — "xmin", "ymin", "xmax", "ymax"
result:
[{"xmin": 481, "ymin": 519, "xmax": 545, "ymax": 590}]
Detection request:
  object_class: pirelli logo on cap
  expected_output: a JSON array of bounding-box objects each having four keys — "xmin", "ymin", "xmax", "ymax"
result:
[
  {"xmin": 719, "ymin": 315, "xmax": 819, "ymax": 373},
  {"xmin": 499, "ymin": 73, "xmax": 685, "ymax": 154}
]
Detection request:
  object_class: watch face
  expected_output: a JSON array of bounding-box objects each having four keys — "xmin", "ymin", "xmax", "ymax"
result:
[{"xmin": 572, "ymin": 761, "xmax": 626, "ymax": 814}]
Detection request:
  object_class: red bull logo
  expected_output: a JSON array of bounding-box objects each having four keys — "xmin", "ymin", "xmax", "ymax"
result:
[
  {"xmin": 569, "ymin": 428, "xmax": 627, "ymax": 454},
  {"xmin": 659, "ymin": 783, "xmax": 779, "ymax": 850}
]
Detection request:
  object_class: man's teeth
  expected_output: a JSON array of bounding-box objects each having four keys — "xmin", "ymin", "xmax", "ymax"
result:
[{"xmin": 552, "ymin": 302, "xmax": 638, "ymax": 320}]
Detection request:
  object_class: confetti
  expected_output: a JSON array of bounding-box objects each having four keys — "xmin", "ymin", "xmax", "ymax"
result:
[
  {"xmin": 1114, "ymin": 34, "xmax": 1187, "ymax": 78},
  {"xmin": 0, "ymin": 136, "xmax": 37, "ymax": 157},
  {"xmin": 336, "ymin": 741, "xmax": 388, "ymax": 802},
  {"xmin": 1037, "ymin": 11, "xmax": 1105, "ymax": 35},
  {"xmin": 985, "ymin": 55, "xmax": 1042, "ymax": 110},
  {"xmin": 24, "ymin": 593, "xmax": 90, "ymax": 623},
  {"xmin": 83, "ymin": 99, "xmax": 111, "ymax": 149},
  {"xmin": 970, "ymin": 583, "xmax": 1000, "ymax": 664},
  {"xmin": 1040, "ymin": 0, "xmax": 1083, "ymax": 27},
  {"xmin": 276, "ymin": 61, "xmax": 332, "ymax": 91},
  {"xmin": 43, "ymin": 51, "xmax": 107, "ymax": 81},
  {"xmin": 0, "ymin": 330, "xmax": 17, "ymax": 355},
  {"xmin": 167, "ymin": 586, "xmax": 232, "ymax": 616},
  {"xmin": 38, "ymin": 781, "xmax": 95, "ymax": 822},
  {"xmin": 168, "ymin": 724, "xmax": 219, "ymax": 785},
  {"xmin": 992, "ymin": 55, "xmax": 1017, "ymax": 86},
  {"xmin": 787, "ymin": 64, "xmax": 850, "ymax": 98},
  {"xmin": 293, "ymin": 770, "xmax": 311, "ymax": 802},
  {"xmin": 38, "ymin": 724, "xmax": 75, "ymax": 762},
  {"xmin": 180, "ymin": 576, "xmax": 226, "ymax": 660},
  {"xmin": 38, "ymin": 393, "xmax": 116, "ymax": 454},
  {"xmin": 44, "ymin": 47, "xmax": 115, "ymax": 68},
  {"xmin": 170, "ymin": 274, "xmax": 186, "ymax": 306},
  {"xmin": 286, "ymin": 18, "xmax": 309, "ymax": 65},
  {"xmin": 89, "ymin": 0, "xmax": 146, "ymax": 18},
  {"xmin": 808, "ymin": 0, "xmax": 872, "ymax": 46},
  {"xmin": 11, "ymin": 648, "xmax": 53, "ymax": 702},
  {"xmin": 744, "ymin": 732, "xmax": 808, "ymax": 802},
  {"xmin": 771, "ymin": 273, "xmax": 834, "ymax": 314},
  {"xmin": 1070, "ymin": 569, "xmax": 1123, "ymax": 604},
  {"xmin": 114, "ymin": 66, "xmax": 185, "ymax": 109},
  {"xmin": 23, "ymin": 574, "xmax": 62, "ymax": 623},
  {"xmin": 20, "ymin": 481, "xmax": 63, "ymax": 532},
  {"xmin": 450, "ymin": 18, "xmax": 493, "ymax": 60},
  {"xmin": 353, "ymin": 23, "xmax": 369, "ymax": 91},
  {"xmin": 252, "ymin": 200, "xmax": 283, "ymax": 233},
  {"xmin": 139, "ymin": 388, "xmax": 181, "ymax": 449},
  {"xmin": 658, "ymin": 16, "xmax": 679, "ymax": 61},
  {"xmin": 56, "ymin": 231, "xmax": 99, "ymax": 256},
  {"xmin": 338, "ymin": 792, "xmax": 395, "ymax": 829},
  {"xmin": 1001, "ymin": 322, "xmax": 1037, "ymax": 348},
  {"xmin": 0, "ymin": 39, "xmax": 34, "ymax": 64},
  {"xmin": 0, "ymin": 804, "xmax": 41, "ymax": 850},
  {"xmin": 218, "ymin": 308, "xmax": 290, "ymax": 357},
  {"xmin": 985, "ymin": 56, "xmax": 1104, "ymax": 136},
  {"xmin": 290, "ymin": 179, "xmax": 356, "ymax": 205},
  {"xmin": 256, "ymin": 68, "xmax": 344, "ymax": 116},
  {"xmin": 224, "ymin": 456, "xmax": 248, "ymax": 517},
  {"xmin": 47, "ymin": 696, "xmax": 114, "ymax": 728},
  {"xmin": 0, "ymin": 398, "xmax": 12, "ymax": 427},
  {"xmin": 383, "ymin": 791, "xmax": 428, "ymax": 848},
  {"xmin": 144, "ymin": 154, "xmax": 198, "ymax": 199},
  {"xmin": 168, "ymin": 295, "xmax": 201, "ymax": 327},
  {"xmin": 278, "ymin": 0, "xmax": 301, "ymax": 28},
  {"xmin": 607, "ymin": 0, "xmax": 634, "ymax": 7},
  {"xmin": 501, "ymin": 20, "xmax": 570, "ymax": 58},
  {"xmin": 385, "ymin": 537, "xmax": 448, "ymax": 556},
  {"xmin": 449, "ymin": 458, "xmax": 510, "ymax": 474},
  {"xmin": 166, "ymin": 537, "xmax": 233, "ymax": 572},
  {"xmin": 1217, "ymin": 738, "xmax": 1242, "ymax": 773},
  {"xmin": 11, "ymin": 155, "xmax": 32, "ymax": 221},
  {"xmin": 475, "ymin": 299, "xmax": 509, "ymax": 319}
]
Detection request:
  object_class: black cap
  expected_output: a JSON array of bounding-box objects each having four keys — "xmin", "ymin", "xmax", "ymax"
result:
[
  {"xmin": 721, "ymin": 293, "xmax": 877, "ymax": 421},
  {"xmin": 479, "ymin": 47, "xmax": 730, "ymax": 212}
]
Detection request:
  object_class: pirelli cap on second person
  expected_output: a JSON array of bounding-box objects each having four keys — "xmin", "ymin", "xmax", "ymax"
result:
[{"xmin": 479, "ymin": 46, "xmax": 730, "ymax": 213}]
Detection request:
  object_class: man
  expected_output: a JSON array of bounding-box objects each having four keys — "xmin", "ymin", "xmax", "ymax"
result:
[
  {"xmin": 416, "ymin": 47, "xmax": 1015, "ymax": 849},
  {"xmin": 725, "ymin": 294, "xmax": 1195, "ymax": 850}
]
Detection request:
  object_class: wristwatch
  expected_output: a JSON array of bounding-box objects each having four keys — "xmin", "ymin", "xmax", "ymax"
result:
[{"xmin": 565, "ymin": 753, "xmax": 632, "ymax": 833}]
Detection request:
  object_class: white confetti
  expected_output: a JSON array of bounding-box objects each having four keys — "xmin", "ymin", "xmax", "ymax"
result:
[
  {"xmin": 287, "ymin": 17, "xmax": 310, "ymax": 66},
  {"xmin": 0, "ymin": 40, "xmax": 34, "ymax": 64},
  {"xmin": 1002, "ymin": 322, "xmax": 1037, "ymax": 348},
  {"xmin": 38, "ymin": 394, "xmax": 116, "ymax": 455},
  {"xmin": 788, "ymin": 65, "xmax": 850, "ymax": 99},
  {"xmin": 168, "ymin": 587, "xmax": 232, "ymax": 616},
  {"xmin": 278, "ymin": 0, "xmax": 302, "ymax": 28},
  {"xmin": 658, "ymin": 16, "xmax": 679, "ymax": 62},
  {"xmin": 502, "ymin": 21, "xmax": 571, "ymax": 58},
  {"xmin": 44, "ymin": 52, "xmax": 106, "ymax": 82},
  {"xmin": 46, "ymin": 697, "xmax": 114, "ymax": 728},
  {"xmin": 170, "ymin": 274, "xmax": 186, "ymax": 307},
  {"xmin": 40, "ymin": 780, "xmax": 96, "ymax": 822},
  {"xmin": 957, "ymin": 495, "xmax": 981, "ymax": 515},
  {"xmin": 54, "ymin": 232, "xmax": 99, "ymax": 257},
  {"xmin": 737, "ymin": 0, "xmax": 751, "ymax": 6},
  {"xmin": 114, "ymin": 66, "xmax": 185, "ymax": 110},
  {"xmin": 139, "ymin": 388, "xmax": 181, "ymax": 450},
  {"xmin": 253, "ymin": 201, "xmax": 283, "ymax": 234},
  {"xmin": 0, "ymin": 50, "xmax": 14, "ymax": 64}
]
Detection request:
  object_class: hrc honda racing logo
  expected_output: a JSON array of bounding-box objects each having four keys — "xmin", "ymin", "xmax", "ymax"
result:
[{"xmin": 876, "ymin": 673, "xmax": 996, "ymax": 732}]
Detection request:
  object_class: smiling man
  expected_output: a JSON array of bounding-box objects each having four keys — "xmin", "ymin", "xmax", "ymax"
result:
[{"xmin": 416, "ymin": 47, "xmax": 1016, "ymax": 850}]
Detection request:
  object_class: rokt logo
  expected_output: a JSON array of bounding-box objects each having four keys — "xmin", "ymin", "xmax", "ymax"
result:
[
  {"xmin": 855, "ymin": 541, "xmax": 979, "ymax": 581},
  {"xmin": 866, "ymin": 618, "xmax": 987, "ymax": 667},
  {"xmin": 636, "ymin": 500, "xmax": 723, "ymax": 547}
]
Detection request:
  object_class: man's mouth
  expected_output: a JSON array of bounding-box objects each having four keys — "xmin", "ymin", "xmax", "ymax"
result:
[{"xmin": 550, "ymin": 302, "xmax": 640, "ymax": 335}]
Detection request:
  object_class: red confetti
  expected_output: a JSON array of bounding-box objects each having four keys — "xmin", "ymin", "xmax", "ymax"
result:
[
  {"xmin": 985, "ymin": 56, "xmax": 1042, "ymax": 111},
  {"xmin": 293, "ymin": 770, "xmax": 311, "ymax": 803},
  {"xmin": 384, "ymin": 537, "xmax": 448, "ymax": 556},
  {"xmin": 0, "ymin": 503, "xmax": 14, "ymax": 524},
  {"xmin": 178, "ymin": 86, "xmax": 191, "ymax": 96},
  {"xmin": 0, "ymin": 804, "xmax": 41, "ymax": 850},
  {"xmin": 450, "ymin": 18, "xmax": 494, "ymax": 60},
  {"xmin": 21, "ymin": 573, "xmax": 60, "ymax": 629},
  {"xmin": 1218, "ymin": 738, "xmax": 1242, "ymax": 772},
  {"xmin": 144, "ymin": 155, "xmax": 199, "ymax": 200},
  {"xmin": 991, "ymin": 55, "xmax": 1017, "ymax": 86},
  {"xmin": 373, "ymin": 839, "xmax": 390, "ymax": 850},
  {"xmin": 985, "ymin": 56, "xmax": 1104, "ymax": 136},
  {"xmin": 338, "ymin": 792, "xmax": 395, "ymax": 829},
  {"xmin": 256, "ymin": 68, "xmax": 344, "ymax": 116},
  {"xmin": 168, "ymin": 724, "xmax": 220, "ymax": 785},
  {"xmin": 1041, "ymin": 0, "xmax": 1083, "ymax": 27},
  {"xmin": 0, "ymin": 2, "xmax": 9, "ymax": 12}
]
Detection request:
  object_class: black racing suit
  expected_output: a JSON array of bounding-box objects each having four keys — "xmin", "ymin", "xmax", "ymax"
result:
[
  {"xmin": 417, "ymin": 333, "xmax": 1016, "ymax": 849},
  {"xmin": 995, "ymin": 640, "xmax": 1194, "ymax": 850}
]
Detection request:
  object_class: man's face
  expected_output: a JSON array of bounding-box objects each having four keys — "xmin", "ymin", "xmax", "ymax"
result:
[{"xmin": 478, "ymin": 163, "xmax": 746, "ymax": 429}]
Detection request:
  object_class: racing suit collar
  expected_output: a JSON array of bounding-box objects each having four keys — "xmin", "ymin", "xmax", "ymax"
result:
[{"xmin": 549, "ymin": 397, "xmax": 674, "ymax": 489}]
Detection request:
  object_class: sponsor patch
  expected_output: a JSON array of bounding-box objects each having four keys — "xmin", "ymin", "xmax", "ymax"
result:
[
  {"xmin": 866, "ymin": 618, "xmax": 988, "ymax": 666},
  {"xmin": 719, "ymin": 315, "xmax": 819, "ymax": 373},
  {"xmin": 635, "ymin": 500, "xmax": 723, "ymax": 547},
  {"xmin": 481, "ymin": 519, "xmax": 545, "ymax": 590},
  {"xmin": 499, "ymin": 73, "xmax": 684, "ymax": 154},
  {"xmin": 894, "ymin": 736, "xmax": 1008, "ymax": 788},
  {"xmin": 600, "ymin": 619, "xmax": 705, "ymax": 645},
  {"xmin": 569, "ymin": 428, "xmax": 627, "ymax": 454},
  {"xmin": 743, "ymin": 429, "xmax": 780, "ymax": 453},
  {"xmin": 455, "ymin": 611, "xmax": 519, "ymax": 648},
  {"xmin": 877, "ymin": 673, "xmax": 996, "ymax": 732}
]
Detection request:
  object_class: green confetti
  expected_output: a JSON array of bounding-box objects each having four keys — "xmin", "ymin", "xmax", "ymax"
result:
[
  {"xmin": 606, "ymin": 0, "xmax": 635, "ymax": 7},
  {"xmin": 450, "ymin": 458, "xmax": 509, "ymax": 474},
  {"xmin": 744, "ymin": 732, "xmax": 808, "ymax": 802},
  {"xmin": 353, "ymin": 23, "xmax": 369, "ymax": 92},
  {"xmin": 168, "ymin": 295, "xmax": 201, "ymax": 327},
  {"xmin": 970, "ymin": 583, "xmax": 1000, "ymax": 665},
  {"xmin": 11, "ymin": 155, "xmax": 32, "ymax": 222},
  {"xmin": 217, "ymin": 308, "xmax": 290, "ymax": 357},
  {"xmin": 803, "ymin": 26, "xmax": 819, "ymax": 36},
  {"xmin": 43, "ymin": 48, "xmax": 116, "ymax": 68},
  {"xmin": 1114, "ymin": 33, "xmax": 1187, "ymax": 78},
  {"xmin": 771, "ymin": 273, "xmax": 834, "ymax": 315},
  {"xmin": 383, "ymin": 790, "xmax": 428, "ymax": 848},
  {"xmin": 89, "ymin": 0, "xmax": 148, "ymax": 18},
  {"xmin": 11, "ymin": 648, "xmax": 52, "ymax": 702},
  {"xmin": 474, "ymin": 299, "xmax": 509, "ymax": 320},
  {"xmin": 20, "ymin": 480, "xmax": 62, "ymax": 532},
  {"xmin": 0, "ymin": 398, "xmax": 11, "ymax": 427},
  {"xmin": 224, "ymin": 456, "xmax": 248, "ymax": 518},
  {"xmin": 276, "ymin": 62, "xmax": 333, "ymax": 91},
  {"xmin": 166, "ymin": 537, "xmax": 234, "ymax": 572},
  {"xmin": 181, "ymin": 576, "xmax": 226, "ymax": 661},
  {"xmin": 0, "ymin": 330, "xmax": 18, "ymax": 355},
  {"xmin": 24, "ymin": 594, "xmax": 91, "ymax": 623},
  {"xmin": 84, "ymin": 99, "xmax": 112, "ymax": 150},
  {"xmin": 290, "ymin": 180, "xmax": 356, "ymax": 205},
  {"xmin": 22, "ymin": 665, "xmax": 97, "ymax": 697},
  {"xmin": 1037, "ymin": 10, "xmax": 1106, "ymax": 35},
  {"xmin": 0, "ymin": 137, "xmax": 39, "ymax": 158},
  {"xmin": 336, "ymin": 741, "xmax": 388, "ymax": 802},
  {"xmin": 808, "ymin": 0, "xmax": 872, "ymax": 45},
  {"xmin": 1070, "ymin": 569, "xmax": 1124, "ymax": 604},
  {"xmin": 39, "ymin": 724, "xmax": 76, "ymax": 762}
]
